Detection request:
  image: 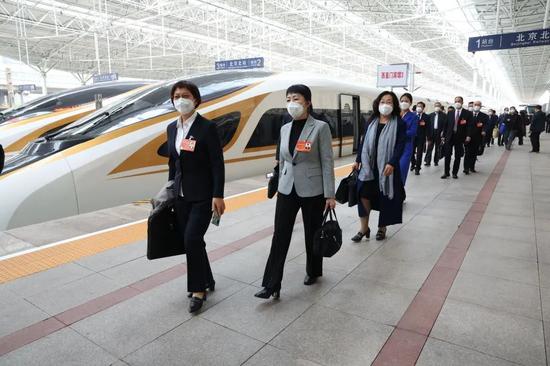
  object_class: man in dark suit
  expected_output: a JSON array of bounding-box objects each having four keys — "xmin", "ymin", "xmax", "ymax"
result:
[
  {"xmin": 530, "ymin": 105, "xmax": 546, "ymax": 153},
  {"xmin": 411, "ymin": 101, "xmax": 429, "ymax": 175},
  {"xmin": 464, "ymin": 101, "xmax": 488, "ymax": 173},
  {"xmin": 166, "ymin": 80, "xmax": 225, "ymax": 313},
  {"xmin": 425, "ymin": 101, "xmax": 447, "ymax": 167},
  {"xmin": 442, "ymin": 96, "xmax": 473, "ymax": 179}
]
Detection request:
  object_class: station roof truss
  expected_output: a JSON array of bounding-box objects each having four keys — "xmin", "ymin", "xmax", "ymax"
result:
[{"xmin": 0, "ymin": 0, "xmax": 547, "ymax": 103}]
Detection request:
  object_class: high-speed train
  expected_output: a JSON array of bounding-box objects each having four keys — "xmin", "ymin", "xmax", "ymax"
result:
[
  {"xmin": 0, "ymin": 71, "xmax": 441, "ymax": 230},
  {"xmin": 0, "ymin": 81, "xmax": 149, "ymax": 153}
]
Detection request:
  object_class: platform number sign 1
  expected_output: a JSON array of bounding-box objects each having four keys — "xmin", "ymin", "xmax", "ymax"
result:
[{"xmin": 468, "ymin": 27, "xmax": 550, "ymax": 52}]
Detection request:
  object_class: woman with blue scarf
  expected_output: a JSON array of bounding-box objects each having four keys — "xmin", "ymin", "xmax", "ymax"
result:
[{"xmin": 350, "ymin": 91, "xmax": 406, "ymax": 241}]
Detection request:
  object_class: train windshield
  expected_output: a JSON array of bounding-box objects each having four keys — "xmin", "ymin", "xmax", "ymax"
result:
[
  {"xmin": 1, "ymin": 72, "xmax": 271, "ymax": 175},
  {"xmin": 0, "ymin": 82, "xmax": 148, "ymax": 124},
  {"xmin": 50, "ymin": 71, "xmax": 271, "ymax": 140}
]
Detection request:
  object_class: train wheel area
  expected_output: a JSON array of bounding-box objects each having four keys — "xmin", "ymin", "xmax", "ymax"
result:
[{"xmin": 0, "ymin": 137, "xmax": 549, "ymax": 365}]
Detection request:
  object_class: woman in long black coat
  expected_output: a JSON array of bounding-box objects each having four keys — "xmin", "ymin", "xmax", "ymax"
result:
[{"xmin": 350, "ymin": 91, "xmax": 406, "ymax": 241}]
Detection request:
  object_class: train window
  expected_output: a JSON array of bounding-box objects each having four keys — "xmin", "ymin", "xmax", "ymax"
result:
[
  {"xmin": 212, "ymin": 111, "xmax": 241, "ymax": 148},
  {"xmin": 312, "ymin": 109, "xmax": 338, "ymax": 138},
  {"xmin": 246, "ymin": 108, "xmax": 289, "ymax": 149}
]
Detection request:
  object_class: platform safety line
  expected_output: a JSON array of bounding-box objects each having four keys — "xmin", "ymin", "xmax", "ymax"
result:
[
  {"xmin": 0, "ymin": 163, "xmax": 353, "ymax": 283},
  {"xmin": 371, "ymin": 150, "xmax": 511, "ymax": 366}
]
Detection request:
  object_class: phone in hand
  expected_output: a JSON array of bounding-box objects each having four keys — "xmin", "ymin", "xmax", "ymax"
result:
[{"xmin": 211, "ymin": 212, "xmax": 221, "ymax": 226}]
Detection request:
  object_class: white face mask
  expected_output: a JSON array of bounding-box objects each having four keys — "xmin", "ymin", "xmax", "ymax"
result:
[
  {"xmin": 468, "ymin": 106, "xmax": 474, "ymax": 112},
  {"xmin": 455, "ymin": 102, "xmax": 462, "ymax": 109},
  {"xmin": 399, "ymin": 102, "xmax": 410, "ymax": 111},
  {"xmin": 474, "ymin": 106, "xmax": 481, "ymax": 112},
  {"xmin": 416, "ymin": 107, "xmax": 423, "ymax": 113},
  {"xmin": 379, "ymin": 104, "xmax": 393, "ymax": 116},
  {"xmin": 287, "ymin": 101, "xmax": 305, "ymax": 119},
  {"xmin": 488, "ymin": 111, "xmax": 493, "ymax": 116},
  {"xmin": 434, "ymin": 106, "xmax": 441, "ymax": 112},
  {"xmin": 510, "ymin": 109, "xmax": 516, "ymax": 113},
  {"xmin": 174, "ymin": 98, "xmax": 195, "ymax": 114}
]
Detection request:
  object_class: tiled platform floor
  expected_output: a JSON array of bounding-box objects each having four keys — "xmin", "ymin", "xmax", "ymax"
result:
[{"xmin": 1, "ymin": 135, "xmax": 549, "ymax": 366}]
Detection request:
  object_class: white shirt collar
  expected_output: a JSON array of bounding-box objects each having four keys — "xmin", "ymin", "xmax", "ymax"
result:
[{"xmin": 178, "ymin": 112, "xmax": 198, "ymax": 129}]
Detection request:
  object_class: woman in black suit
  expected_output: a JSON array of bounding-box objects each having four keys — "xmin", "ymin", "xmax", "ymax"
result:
[{"xmin": 166, "ymin": 80, "xmax": 225, "ymax": 313}]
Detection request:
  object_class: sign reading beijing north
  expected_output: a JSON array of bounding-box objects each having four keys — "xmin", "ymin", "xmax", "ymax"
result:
[
  {"xmin": 377, "ymin": 63, "xmax": 409, "ymax": 88},
  {"xmin": 468, "ymin": 28, "xmax": 550, "ymax": 52},
  {"xmin": 93, "ymin": 73, "xmax": 119, "ymax": 83},
  {"xmin": 215, "ymin": 57, "xmax": 264, "ymax": 71}
]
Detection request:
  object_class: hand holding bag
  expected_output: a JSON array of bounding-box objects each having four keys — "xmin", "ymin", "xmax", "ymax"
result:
[
  {"xmin": 313, "ymin": 209, "xmax": 342, "ymax": 258},
  {"xmin": 335, "ymin": 171, "xmax": 358, "ymax": 207},
  {"xmin": 267, "ymin": 164, "xmax": 279, "ymax": 199}
]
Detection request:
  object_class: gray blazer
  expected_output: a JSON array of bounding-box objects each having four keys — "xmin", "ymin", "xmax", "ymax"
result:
[{"xmin": 278, "ymin": 116, "xmax": 335, "ymax": 198}]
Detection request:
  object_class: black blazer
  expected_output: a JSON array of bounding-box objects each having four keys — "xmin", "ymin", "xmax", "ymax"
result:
[
  {"xmin": 444, "ymin": 108, "xmax": 473, "ymax": 143},
  {"xmin": 167, "ymin": 113, "xmax": 224, "ymax": 201},
  {"xmin": 415, "ymin": 113, "xmax": 429, "ymax": 140},
  {"xmin": 428, "ymin": 112, "xmax": 447, "ymax": 139},
  {"xmin": 470, "ymin": 111, "xmax": 489, "ymax": 140},
  {"xmin": 531, "ymin": 111, "xmax": 546, "ymax": 133}
]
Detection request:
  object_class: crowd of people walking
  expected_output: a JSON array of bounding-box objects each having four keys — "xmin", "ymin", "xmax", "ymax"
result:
[{"xmin": 158, "ymin": 79, "xmax": 548, "ymax": 312}]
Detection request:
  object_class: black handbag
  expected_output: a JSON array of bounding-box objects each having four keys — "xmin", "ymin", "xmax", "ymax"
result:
[
  {"xmin": 147, "ymin": 182, "xmax": 184, "ymax": 260},
  {"xmin": 313, "ymin": 209, "xmax": 342, "ymax": 258},
  {"xmin": 335, "ymin": 171, "xmax": 358, "ymax": 207},
  {"xmin": 267, "ymin": 164, "xmax": 279, "ymax": 199}
]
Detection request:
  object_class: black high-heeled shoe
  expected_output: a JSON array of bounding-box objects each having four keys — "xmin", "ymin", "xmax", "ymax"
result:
[
  {"xmin": 351, "ymin": 228, "xmax": 370, "ymax": 242},
  {"xmin": 376, "ymin": 228, "xmax": 387, "ymax": 241},
  {"xmin": 188, "ymin": 293, "xmax": 207, "ymax": 313},
  {"xmin": 254, "ymin": 286, "xmax": 281, "ymax": 299}
]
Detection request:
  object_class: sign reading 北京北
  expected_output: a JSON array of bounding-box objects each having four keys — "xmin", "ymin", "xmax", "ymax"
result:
[
  {"xmin": 376, "ymin": 63, "xmax": 410, "ymax": 88},
  {"xmin": 468, "ymin": 28, "xmax": 550, "ymax": 52},
  {"xmin": 93, "ymin": 73, "xmax": 119, "ymax": 83},
  {"xmin": 215, "ymin": 57, "xmax": 264, "ymax": 71}
]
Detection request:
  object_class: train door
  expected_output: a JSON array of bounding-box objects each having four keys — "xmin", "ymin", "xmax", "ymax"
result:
[{"xmin": 338, "ymin": 94, "xmax": 361, "ymax": 157}]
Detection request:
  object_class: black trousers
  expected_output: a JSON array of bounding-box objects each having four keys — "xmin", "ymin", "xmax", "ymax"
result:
[
  {"xmin": 464, "ymin": 138, "xmax": 480, "ymax": 172},
  {"xmin": 506, "ymin": 130, "xmax": 518, "ymax": 150},
  {"xmin": 411, "ymin": 137, "xmax": 425, "ymax": 172},
  {"xmin": 443, "ymin": 135, "xmax": 464, "ymax": 175},
  {"xmin": 546, "ymin": 122, "xmax": 550, "ymax": 133},
  {"xmin": 530, "ymin": 131, "xmax": 541, "ymax": 152},
  {"xmin": 425, "ymin": 136, "xmax": 441, "ymax": 165},
  {"xmin": 175, "ymin": 198, "xmax": 214, "ymax": 293},
  {"xmin": 261, "ymin": 190, "xmax": 325, "ymax": 289}
]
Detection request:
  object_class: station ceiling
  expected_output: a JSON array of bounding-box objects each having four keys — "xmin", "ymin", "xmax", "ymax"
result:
[{"xmin": 0, "ymin": 0, "xmax": 548, "ymax": 104}]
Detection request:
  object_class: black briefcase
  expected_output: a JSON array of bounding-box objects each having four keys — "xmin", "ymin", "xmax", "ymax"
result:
[
  {"xmin": 336, "ymin": 171, "xmax": 358, "ymax": 207},
  {"xmin": 147, "ymin": 203, "xmax": 184, "ymax": 260},
  {"xmin": 313, "ymin": 209, "xmax": 342, "ymax": 258}
]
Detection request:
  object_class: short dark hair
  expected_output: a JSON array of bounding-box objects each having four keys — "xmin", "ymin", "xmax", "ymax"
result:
[
  {"xmin": 455, "ymin": 96, "xmax": 464, "ymax": 102},
  {"xmin": 535, "ymin": 105, "xmax": 542, "ymax": 110},
  {"xmin": 468, "ymin": 101, "xmax": 474, "ymax": 105},
  {"xmin": 370, "ymin": 91, "xmax": 400, "ymax": 121},
  {"xmin": 170, "ymin": 80, "xmax": 201, "ymax": 107},
  {"xmin": 417, "ymin": 101, "xmax": 426, "ymax": 108},
  {"xmin": 400, "ymin": 93, "xmax": 413, "ymax": 103},
  {"xmin": 448, "ymin": 106, "xmax": 455, "ymax": 111},
  {"xmin": 286, "ymin": 84, "xmax": 313, "ymax": 112}
]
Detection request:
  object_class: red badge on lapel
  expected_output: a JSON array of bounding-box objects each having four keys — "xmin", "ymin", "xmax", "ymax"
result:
[
  {"xmin": 181, "ymin": 138, "xmax": 196, "ymax": 152},
  {"xmin": 296, "ymin": 140, "xmax": 312, "ymax": 152}
]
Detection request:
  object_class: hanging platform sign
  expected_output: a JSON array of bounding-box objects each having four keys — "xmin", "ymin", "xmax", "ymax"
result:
[
  {"xmin": 376, "ymin": 63, "xmax": 410, "ymax": 88},
  {"xmin": 93, "ymin": 73, "xmax": 119, "ymax": 83},
  {"xmin": 215, "ymin": 57, "xmax": 264, "ymax": 71},
  {"xmin": 468, "ymin": 28, "xmax": 550, "ymax": 52}
]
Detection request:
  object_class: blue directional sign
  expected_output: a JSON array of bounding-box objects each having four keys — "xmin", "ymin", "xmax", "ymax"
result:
[
  {"xmin": 93, "ymin": 72, "xmax": 119, "ymax": 83},
  {"xmin": 16, "ymin": 84, "xmax": 37, "ymax": 92},
  {"xmin": 468, "ymin": 28, "xmax": 550, "ymax": 52},
  {"xmin": 215, "ymin": 57, "xmax": 264, "ymax": 71}
]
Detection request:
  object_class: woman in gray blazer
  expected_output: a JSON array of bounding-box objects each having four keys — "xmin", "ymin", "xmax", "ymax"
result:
[{"xmin": 255, "ymin": 84, "xmax": 336, "ymax": 299}]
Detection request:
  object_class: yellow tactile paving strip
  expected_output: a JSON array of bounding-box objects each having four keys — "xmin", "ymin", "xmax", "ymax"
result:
[{"xmin": 0, "ymin": 163, "xmax": 353, "ymax": 283}]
